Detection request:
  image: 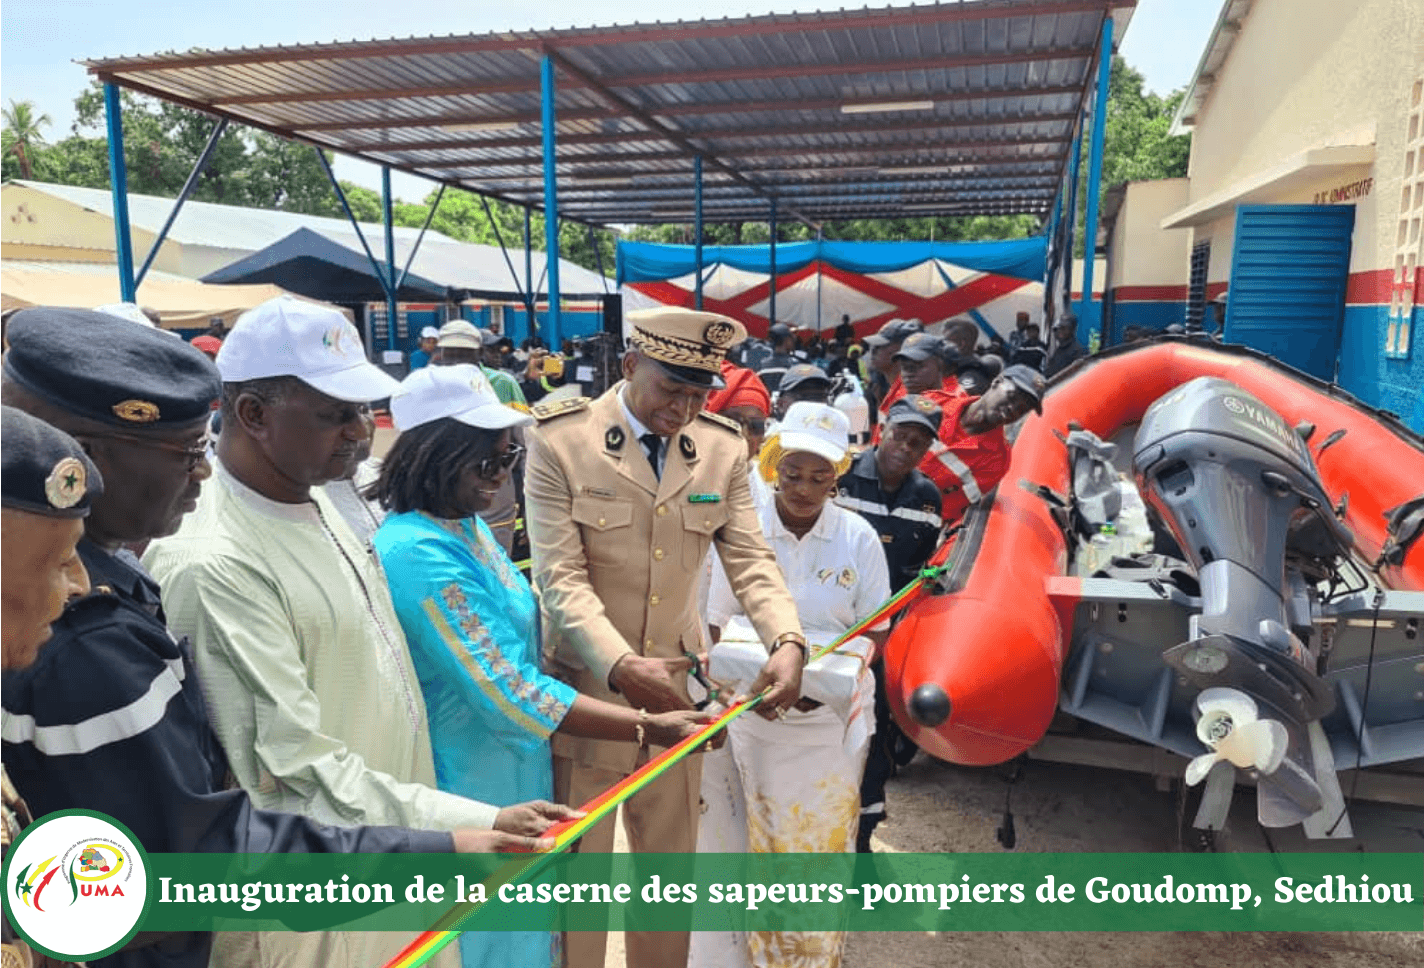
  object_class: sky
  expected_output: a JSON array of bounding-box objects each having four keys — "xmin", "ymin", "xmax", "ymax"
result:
[{"xmin": 1, "ymin": 0, "xmax": 1223, "ymax": 202}]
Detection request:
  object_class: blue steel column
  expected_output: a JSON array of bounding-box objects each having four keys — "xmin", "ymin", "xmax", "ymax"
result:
[
  {"xmin": 1043, "ymin": 182, "xmax": 1064, "ymax": 317},
  {"xmin": 1061, "ymin": 110, "xmax": 1086, "ymax": 318},
  {"xmin": 694, "ymin": 155, "xmax": 705, "ymax": 310},
  {"xmin": 103, "ymin": 83, "xmax": 136, "ymax": 304},
  {"xmin": 768, "ymin": 198, "xmax": 778, "ymax": 327},
  {"xmin": 381, "ymin": 166, "xmax": 398, "ymax": 352},
  {"xmin": 1077, "ymin": 15, "xmax": 1114, "ymax": 343},
  {"xmin": 540, "ymin": 54, "xmax": 562, "ymax": 350},
  {"xmin": 523, "ymin": 207, "xmax": 534, "ymax": 344}
]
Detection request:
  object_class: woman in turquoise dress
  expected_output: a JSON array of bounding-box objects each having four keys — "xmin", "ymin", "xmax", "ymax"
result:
[{"xmin": 371, "ymin": 364, "xmax": 710, "ymax": 968}]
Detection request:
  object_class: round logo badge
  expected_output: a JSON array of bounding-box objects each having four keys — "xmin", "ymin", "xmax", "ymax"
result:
[
  {"xmin": 2, "ymin": 810, "xmax": 152, "ymax": 960},
  {"xmin": 702, "ymin": 320, "xmax": 736, "ymax": 348},
  {"xmin": 43, "ymin": 457, "xmax": 87, "ymax": 510},
  {"xmin": 111, "ymin": 399, "xmax": 161, "ymax": 424},
  {"xmin": 1221, "ymin": 396, "xmax": 1245, "ymax": 414}
]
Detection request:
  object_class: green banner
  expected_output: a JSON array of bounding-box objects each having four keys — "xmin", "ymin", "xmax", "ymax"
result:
[{"xmin": 137, "ymin": 853, "xmax": 1422, "ymax": 933}]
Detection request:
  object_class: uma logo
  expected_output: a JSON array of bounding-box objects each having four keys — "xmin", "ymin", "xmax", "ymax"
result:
[{"xmin": 2, "ymin": 810, "xmax": 151, "ymax": 960}]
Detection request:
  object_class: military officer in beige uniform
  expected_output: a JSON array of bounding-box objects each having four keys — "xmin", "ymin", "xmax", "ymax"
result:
[{"xmin": 527, "ymin": 307, "xmax": 807, "ymax": 968}]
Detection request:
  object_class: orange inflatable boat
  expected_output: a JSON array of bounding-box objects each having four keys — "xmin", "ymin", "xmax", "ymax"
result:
[{"xmin": 884, "ymin": 338, "xmax": 1424, "ymax": 791}]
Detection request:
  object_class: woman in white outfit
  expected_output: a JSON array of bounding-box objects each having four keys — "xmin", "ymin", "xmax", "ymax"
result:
[{"xmin": 692, "ymin": 402, "xmax": 891, "ymax": 968}]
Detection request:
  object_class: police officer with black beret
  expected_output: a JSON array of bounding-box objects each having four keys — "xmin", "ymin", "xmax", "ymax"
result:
[
  {"xmin": 0, "ymin": 308, "xmax": 545, "ymax": 968},
  {"xmin": 2, "ymin": 406, "xmax": 101, "ymax": 968},
  {"xmin": 1, "ymin": 405, "xmax": 101, "ymax": 669}
]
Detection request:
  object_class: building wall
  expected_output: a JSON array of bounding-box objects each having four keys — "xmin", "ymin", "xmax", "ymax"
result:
[
  {"xmin": 0, "ymin": 183, "xmax": 188, "ymax": 276},
  {"xmin": 1109, "ymin": 179, "xmax": 1192, "ymax": 340},
  {"xmin": 1067, "ymin": 256, "xmax": 1109, "ymax": 345},
  {"xmin": 1177, "ymin": 0, "xmax": 1424, "ymax": 427}
]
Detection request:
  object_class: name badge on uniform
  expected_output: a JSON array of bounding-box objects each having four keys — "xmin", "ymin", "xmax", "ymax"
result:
[
  {"xmin": 581, "ymin": 486, "xmax": 618, "ymax": 499},
  {"xmin": 688, "ymin": 493, "xmax": 721, "ymax": 504}
]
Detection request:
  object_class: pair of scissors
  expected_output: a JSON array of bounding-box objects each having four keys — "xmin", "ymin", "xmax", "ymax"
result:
[{"xmin": 684, "ymin": 651, "xmax": 732, "ymax": 711}]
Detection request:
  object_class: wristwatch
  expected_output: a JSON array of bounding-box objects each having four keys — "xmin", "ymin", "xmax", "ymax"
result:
[{"xmin": 771, "ymin": 632, "xmax": 809, "ymax": 665}]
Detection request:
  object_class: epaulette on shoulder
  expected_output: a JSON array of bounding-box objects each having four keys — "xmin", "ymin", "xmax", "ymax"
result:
[
  {"xmin": 531, "ymin": 396, "xmax": 589, "ymax": 422},
  {"xmin": 697, "ymin": 410, "xmax": 743, "ymax": 434},
  {"xmin": 61, "ymin": 584, "xmax": 123, "ymax": 617}
]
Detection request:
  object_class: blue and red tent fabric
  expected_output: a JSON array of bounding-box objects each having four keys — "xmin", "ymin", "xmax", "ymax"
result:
[{"xmin": 617, "ymin": 237, "xmax": 1047, "ymax": 339}]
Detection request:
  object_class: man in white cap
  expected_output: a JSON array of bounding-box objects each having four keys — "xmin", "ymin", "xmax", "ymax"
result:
[
  {"xmin": 144, "ymin": 296, "xmax": 574, "ymax": 968},
  {"xmin": 527, "ymin": 306, "xmax": 806, "ymax": 968},
  {"xmin": 410, "ymin": 324, "xmax": 439, "ymax": 370}
]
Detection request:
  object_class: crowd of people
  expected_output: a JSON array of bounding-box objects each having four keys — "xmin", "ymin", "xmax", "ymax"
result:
[{"xmin": 1, "ymin": 298, "xmax": 1052, "ymax": 968}]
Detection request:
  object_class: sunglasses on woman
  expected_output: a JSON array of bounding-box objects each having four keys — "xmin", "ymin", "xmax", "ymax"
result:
[{"xmin": 476, "ymin": 443, "xmax": 525, "ymax": 479}]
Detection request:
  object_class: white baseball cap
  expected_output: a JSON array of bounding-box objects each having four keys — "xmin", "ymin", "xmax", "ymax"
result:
[
  {"xmin": 777, "ymin": 401, "xmax": 850, "ymax": 466},
  {"xmin": 218, "ymin": 296, "xmax": 399, "ymax": 402},
  {"xmin": 390, "ymin": 363, "xmax": 534, "ymax": 432},
  {"xmin": 419, "ymin": 326, "xmax": 440, "ymax": 339}
]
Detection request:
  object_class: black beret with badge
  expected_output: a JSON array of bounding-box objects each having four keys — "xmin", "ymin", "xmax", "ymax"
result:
[
  {"xmin": 1, "ymin": 405, "xmax": 103, "ymax": 518},
  {"xmin": 626, "ymin": 307, "xmax": 747, "ymax": 389},
  {"xmin": 3, "ymin": 307, "xmax": 221, "ymax": 428}
]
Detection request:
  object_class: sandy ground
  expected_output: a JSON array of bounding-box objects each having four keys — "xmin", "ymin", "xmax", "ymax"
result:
[{"xmin": 602, "ymin": 753, "xmax": 1423, "ymax": 968}]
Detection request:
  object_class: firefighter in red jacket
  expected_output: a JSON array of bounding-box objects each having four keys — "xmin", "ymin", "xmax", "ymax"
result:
[{"xmin": 920, "ymin": 364, "xmax": 1045, "ymax": 523}]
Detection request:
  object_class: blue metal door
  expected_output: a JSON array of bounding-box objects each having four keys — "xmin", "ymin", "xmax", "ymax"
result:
[{"xmin": 1226, "ymin": 205, "xmax": 1355, "ymax": 380}]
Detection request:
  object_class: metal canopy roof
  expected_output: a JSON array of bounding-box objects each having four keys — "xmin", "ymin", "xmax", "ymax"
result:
[{"xmin": 84, "ymin": 0, "xmax": 1133, "ymax": 227}]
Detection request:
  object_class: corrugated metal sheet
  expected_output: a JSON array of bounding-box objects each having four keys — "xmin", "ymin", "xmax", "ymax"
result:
[
  {"xmin": 84, "ymin": 0, "xmax": 1135, "ymax": 225},
  {"xmin": 1226, "ymin": 204, "xmax": 1355, "ymax": 381},
  {"xmin": 11, "ymin": 179, "xmax": 440, "ymax": 250}
]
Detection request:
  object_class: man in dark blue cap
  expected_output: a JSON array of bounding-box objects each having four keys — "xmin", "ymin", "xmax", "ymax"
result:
[
  {"xmin": 756, "ymin": 322, "xmax": 806, "ymax": 393},
  {"xmin": 835, "ymin": 395, "xmax": 945, "ymax": 851},
  {"xmin": 862, "ymin": 318, "xmax": 923, "ymax": 427},
  {"xmin": 772, "ymin": 362, "xmax": 834, "ymax": 420},
  {"xmin": 871, "ymin": 333, "xmax": 963, "ymax": 444},
  {"xmin": 917, "ymin": 363, "xmax": 1045, "ymax": 524},
  {"xmin": 0, "ymin": 307, "xmax": 556, "ymax": 968}
]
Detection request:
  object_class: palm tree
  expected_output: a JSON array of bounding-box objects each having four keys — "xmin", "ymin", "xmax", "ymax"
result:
[{"xmin": 3, "ymin": 100, "xmax": 51, "ymax": 179}]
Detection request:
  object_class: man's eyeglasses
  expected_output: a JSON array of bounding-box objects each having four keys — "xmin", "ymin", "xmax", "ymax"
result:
[
  {"xmin": 728, "ymin": 415, "xmax": 768, "ymax": 435},
  {"xmin": 476, "ymin": 443, "xmax": 525, "ymax": 479},
  {"xmin": 78, "ymin": 431, "xmax": 212, "ymax": 471}
]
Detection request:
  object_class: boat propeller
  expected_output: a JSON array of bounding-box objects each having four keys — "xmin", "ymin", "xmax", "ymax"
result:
[{"xmin": 1184, "ymin": 688, "xmax": 1288, "ymax": 786}]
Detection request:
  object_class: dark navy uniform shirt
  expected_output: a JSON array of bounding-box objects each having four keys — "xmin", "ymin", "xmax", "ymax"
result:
[
  {"xmin": 836, "ymin": 450, "xmax": 944, "ymax": 592},
  {"xmin": 1, "ymin": 540, "xmax": 450, "ymax": 968}
]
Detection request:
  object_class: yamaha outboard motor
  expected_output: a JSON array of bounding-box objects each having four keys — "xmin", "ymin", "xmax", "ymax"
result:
[{"xmin": 1133, "ymin": 377, "xmax": 1352, "ymax": 826}]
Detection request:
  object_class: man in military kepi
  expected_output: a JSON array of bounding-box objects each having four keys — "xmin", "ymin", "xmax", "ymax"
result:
[{"xmin": 527, "ymin": 306, "xmax": 808, "ymax": 968}]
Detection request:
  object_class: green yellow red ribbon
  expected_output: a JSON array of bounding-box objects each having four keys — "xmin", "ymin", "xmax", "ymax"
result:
[{"xmin": 379, "ymin": 563, "xmax": 947, "ymax": 968}]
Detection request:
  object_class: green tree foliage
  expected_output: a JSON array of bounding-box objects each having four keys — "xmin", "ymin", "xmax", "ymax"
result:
[
  {"xmin": 2, "ymin": 100, "xmax": 52, "ymax": 180},
  {"xmin": 624, "ymin": 213, "xmax": 1039, "ymax": 246},
  {"xmin": 1101, "ymin": 56, "xmax": 1191, "ymax": 186},
  {"xmin": 1069, "ymin": 56, "xmax": 1191, "ymax": 254}
]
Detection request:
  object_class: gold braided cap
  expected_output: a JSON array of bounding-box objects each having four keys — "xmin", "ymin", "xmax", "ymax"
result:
[{"xmin": 626, "ymin": 308, "xmax": 746, "ymax": 376}]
